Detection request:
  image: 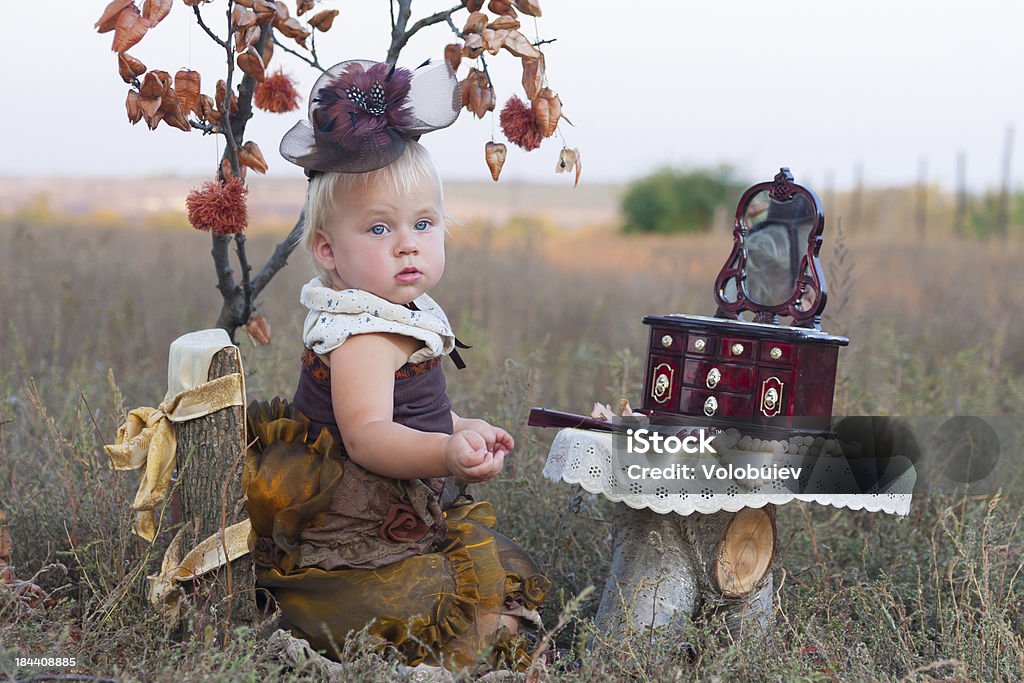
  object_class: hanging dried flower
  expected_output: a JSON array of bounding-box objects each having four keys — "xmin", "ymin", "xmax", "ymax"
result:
[
  {"xmin": 186, "ymin": 177, "xmax": 248, "ymax": 235},
  {"xmin": 254, "ymin": 69, "xmax": 301, "ymax": 113},
  {"xmin": 500, "ymin": 95, "xmax": 542, "ymax": 151},
  {"xmin": 485, "ymin": 141, "xmax": 507, "ymax": 181}
]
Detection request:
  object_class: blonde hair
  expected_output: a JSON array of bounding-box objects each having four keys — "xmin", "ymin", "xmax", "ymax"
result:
[{"xmin": 300, "ymin": 140, "xmax": 444, "ymax": 281}]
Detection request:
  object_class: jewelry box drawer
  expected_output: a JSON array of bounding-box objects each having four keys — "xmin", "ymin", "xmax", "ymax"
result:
[
  {"xmin": 679, "ymin": 389, "xmax": 752, "ymax": 418},
  {"xmin": 645, "ymin": 356, "xmax": 680, "ymax": 408},
  {"xmin": 650, "ymin": 328, "xmax": 685, "ymax": 354},
  {"xmin": 760, "ymin": 341, "xmax": 795, "ymax": 366},
  {"xmin": 686, "ymin": 333, "xmax": 717, "ymax": 355},
  {"xmin": 718, "ymin": 336, "xmax": 757, "ymax": 362},
  {"xmin": 682, "ymin": 359, "xmax": 755, "ymax": 392},
  {"xmin": 756, "ymin": 368, "xmax": 794, "ymax": 417}
]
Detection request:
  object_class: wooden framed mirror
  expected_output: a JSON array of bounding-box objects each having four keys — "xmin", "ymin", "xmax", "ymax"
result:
[{"xmin": 713, "ymin": 168, "xmax": 828, "ymax": 329}]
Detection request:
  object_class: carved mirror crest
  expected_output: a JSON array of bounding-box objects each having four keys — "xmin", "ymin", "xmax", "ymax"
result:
[{"xmin": 713, "ymin": 168, "xmax": 829, "ymax": 328}]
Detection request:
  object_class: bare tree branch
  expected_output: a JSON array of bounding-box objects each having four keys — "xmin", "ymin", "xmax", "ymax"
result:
[
  {"xmin": 235, "ymin": 233, "xmax": 253, "ymax": 323},
  {"xmin": 272, "ymin": 34, "xmax": 326, "ymax": 73},
  {"xmin": 252, "ymin": 213, "xmax": 306, "ymax": 298},
  {"xmin": 387, "ymin": 3, "xmax": 464, "ymax": 65},
  {"xmin": 193, "ymin": 5, "xmax": 228, "ymax": 49},
  {"xmin": 221, "ymin": 1, "xmax": 242, "ymax": 180}
]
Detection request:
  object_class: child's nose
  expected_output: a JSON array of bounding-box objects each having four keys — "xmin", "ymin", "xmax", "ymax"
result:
[{"xmin": 395, "ymin": 230, "xmax": 419, "ymax": 256}]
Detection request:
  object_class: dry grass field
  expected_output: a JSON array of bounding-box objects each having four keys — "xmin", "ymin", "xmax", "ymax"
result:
[{"xmin": 1, "ymin": 182, "xmax": 1023, "ymax": 681}]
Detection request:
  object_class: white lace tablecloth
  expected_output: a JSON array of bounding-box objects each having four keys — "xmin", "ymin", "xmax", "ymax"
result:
[{"xmin": 542, "ymin": 428, "xmax": 914, "ymax": 516}]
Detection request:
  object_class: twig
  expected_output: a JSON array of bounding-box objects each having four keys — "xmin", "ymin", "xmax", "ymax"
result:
[
  {"xmin": 272, "ymin": 34, "xmax": 326, "ymax": 73},
  {"xmin": 221, "ymin": 1, "xmax": 241, "ymax": 180},
  {"xmin": 387, "ymin": 2, "xmax": 463, "ymax": 65},
  {"xmin": 78, "ymin": 391, "xmax": 106, "ymax": 451},
  {"xmin": 192, "ymin": 5, "xmax": 228, "ymax": 49},
  {"xmin": 252, "ymin": 212, "xmax": 305, "ymax": 298},
  {"xmin": 189, "ymin": 118, "xmax": 220, "ymax": 135},
  {"xmin": 234, "ymin": 233, "xmax": 253, "ymax": 324},
  {"xmin": 533, "ymin": 37, "xmax": 557, "ymax": 47}
]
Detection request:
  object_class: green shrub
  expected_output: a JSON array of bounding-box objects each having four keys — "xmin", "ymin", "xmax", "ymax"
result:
[{"xmin": 621, "ymin": 166, "xmax": 745, "ymax": 234}]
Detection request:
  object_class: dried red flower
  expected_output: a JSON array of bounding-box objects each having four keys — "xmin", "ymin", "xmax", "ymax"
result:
[
  {"xmin": 254, "ymin": 69, "xmax": 301, "ymax": 113},
  {"xmin": 499, "ymin": 95, "xmax": 542, "ymax": 151},
  {"xmin": 186, "ymin": 177, "xmax": 248, "ymax": 235}
]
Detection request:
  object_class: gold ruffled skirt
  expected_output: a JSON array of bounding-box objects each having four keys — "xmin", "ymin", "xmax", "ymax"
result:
[{"xmin": 244, "ymin": 399, "xmax": 550, "ymax": 671}]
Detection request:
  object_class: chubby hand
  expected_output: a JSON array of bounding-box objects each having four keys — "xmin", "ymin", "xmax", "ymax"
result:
[
  {"xmin": 454, "ymin": 418, "xmax": 515, "ymax": 459},
  {"xmin": 444, "ymin": 430, "xmax": 506, "ymax": 483}
]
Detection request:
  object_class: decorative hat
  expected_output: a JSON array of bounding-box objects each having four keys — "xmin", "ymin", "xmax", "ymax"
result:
[{"xmin": 280, "ymin": 59, "xmax": 461, "ymax": 175}]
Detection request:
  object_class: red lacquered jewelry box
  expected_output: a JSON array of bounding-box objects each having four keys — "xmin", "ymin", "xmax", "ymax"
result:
[{"xmin": 639, "ymin": 169, "xmax": 848, "ymax": 436}]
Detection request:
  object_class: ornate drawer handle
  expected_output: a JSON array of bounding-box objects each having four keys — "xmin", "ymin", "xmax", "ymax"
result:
[
  {"xmin": 703, "ymin": 395, "xmax": 718, "ymax": 416},
  {"xmin": 661, "ymin": 334, "xmax": 674, "ymax": 348},
  {"xmin": 763, "ymin": 387, "xmax": 779, "ymax": 410},
  {"xmin": 706, "ymin": 367, "xmax": 721, "ymax": 389},
  {"xmin": 731, "ymin": 342, "xmax": 745, "ymax": 356},
  {"xmin": 770, "ymin": 346, "xmax": 782, "ymax": 360},
  {"xmin": 654, "ymin": 373, "xmax": 670, "ymax": 399},
  {"xmin": 694, "ymin": 338, "xmax": 706, "ymax": 352}
]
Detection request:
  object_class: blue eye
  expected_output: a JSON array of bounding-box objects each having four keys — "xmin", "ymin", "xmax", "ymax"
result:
[
  {"xmin": 414, "ymin": 220, "xmax": 431, "ymax": 231},
  {"xmin": 370, "ymin": 225, "xmax": 388, "ymax": 236}
]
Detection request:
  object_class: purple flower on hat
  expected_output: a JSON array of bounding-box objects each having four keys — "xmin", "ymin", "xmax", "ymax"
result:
[{"xmin": 313, "ymin": 62, "xmax": 416, "ymax": 151}]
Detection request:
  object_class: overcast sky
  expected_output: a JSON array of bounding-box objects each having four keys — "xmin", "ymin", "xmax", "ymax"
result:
[{"xmin": 2, "ymin": 1, "xmax": 1022, "ymax": 190}]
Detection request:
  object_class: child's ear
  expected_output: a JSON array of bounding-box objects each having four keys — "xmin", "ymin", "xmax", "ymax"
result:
[{"xmin": 312, "ymin": 230, "xmax": 336, "ymax": 271}]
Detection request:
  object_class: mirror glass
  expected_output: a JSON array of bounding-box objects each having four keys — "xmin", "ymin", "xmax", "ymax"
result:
[{"xmin": 741, "ymin": 191, "xmax": 816, "ymax": 307}]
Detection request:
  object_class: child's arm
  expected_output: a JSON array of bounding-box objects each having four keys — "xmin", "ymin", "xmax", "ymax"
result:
[
  {"xmin": 329, "ymin": 333, "xmax": 505, "ymax": 482},
  {"xmin": 451, "ymin": 412, "xmax": 514, "ymax": 458}
]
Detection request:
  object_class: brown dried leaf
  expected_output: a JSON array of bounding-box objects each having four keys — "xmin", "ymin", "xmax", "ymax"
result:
[
  {"xmin": 174, "ymin": 69, "xmax": 201, "ymax": 115},
  {"xmin": 488, "ymin": 14, "xmax": 520, "ymax": 30},
  {"xmin": 308, "ymin": 9, "xmax": 339, "ymax": 32},
  {"xmin": 513, "ymin": 0, "xmax": 541, "ymax": 17},
  {"xmin": 236, "ymin": 24, "xmax": 261, "ymax": 53},
  {"xmin": 272, "ymin": 0, "xmax": 289, "ymax": 23},
  {"xmin": 444, "ymin": 43, "xmax": 462, "ymax": 72},
  {"xmin": 296, "ymin": 0, "xmax": 315, "ymax": 16},
  {"xmin": 117, "ymin": 53, "xmax": 146, "ymax": 83},
  {"xmin": 466, "ymin": 0, "xmax": 484, "ymax": 11},
  {"xmin": 246, "ymin": 315, "xmax": 272, "ymax": 344},
  {"xmin": 521, "ymin": 54, "xmax": 544, "ymax": 100},
  {"xmin": 535, "ymin": 86, "xmax": 559, "ymax": 136},
  {"xmin": 235, "ymin": 0, "xmax": 254, "ymax": 6},
  {"xmin": 198, "ymin": 94, "xmax": 220, "ymax": 124},
  {"xmin": 555, "ymin": 147, "xmax": 581, "ymax": 187},
  {"xmin": 484, "ymin": 29, "xmax": 508, "ymax": 55},
  {"xmin": 96, "ymin": 0, "xmax": 133, "ymax": 33},
  {"xmin": 215, "ymin": 80, "xmax": 238, "ymax": 114},
  {"xmin": 278, "ymin": 18, "xmax": 310, "ymax": 48},
  {"xmin": 125, "ymin": 89, "xmax": 143, "ymax": 124},
  {"xmin": 531, "ymin": 96, "xmax": 550, "ymax": 139},
  {"xmin": 462, "ymin": 33, "xmax": 484, "ymax": 59},
  {"xmin": 262, "ymin": 35, "xmax": 274, "ymax": 66},
  {"xmin": 484, "ymin": 141, "xmax": 507, "ymax": 182},
  {"xmin": 502, "ymin": 29, "xmax": 540, "ymax": 59},
  {"xmin": 232, "ymin": 6, "xmax": 257, "ymax": 30},
  {"xmin": 142, "ymin": 0, "xmax": 172, "ymax": 27},
  {"xmin": 159, "ymin": 87, "xmax": 191, "ymax": 132},
  {"xmin": 237, "ymin": 47, "xmax": 266, "ymax": 82},
  {"xmin": 239, "ymin": 141, "xmax": 269, "ymax": 173},
  {"xmin": 462, "ymin": 11, "xmax": 487, "ymax": 34},
  {"xmin": 111, "ymin": 4, "xmax": 148, "ymax": 53}
]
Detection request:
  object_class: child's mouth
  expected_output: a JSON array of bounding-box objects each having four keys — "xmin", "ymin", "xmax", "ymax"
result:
[{"xmin": 395, "ymin": 267, "xmax": 421, "ymax": 283}]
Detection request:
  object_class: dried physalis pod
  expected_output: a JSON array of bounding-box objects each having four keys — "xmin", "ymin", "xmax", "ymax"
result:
[
  {"xmin": 555, "ymin": 147, "xmax": 581, "ymax": 187},
  {"xmin": 532, "ymin": 87, "xmax": 560, "ymax": 136},
  {"xmin": 238, "ymin": 47, "xmax": 266, "ymax": 82},
  {"xmin": 488, "ymin": 0, "xmax": 516, "ymax": 16},
  {"xmin": 138, "ymin": 71, "xmax": 164, "ymax": 122},
  {"xmin": 232, "ymin": 6, "xmax": 257, "ymax": 31},
  {"xmin": 142, "ymin": 0, "xmax": 172, "ymax": 27},
  {"xmin": 466, "ymin": 0, "xmax": 484, "ymax": 11},
  {"xmin": 235, "ymin": 24, "xmax": 261, "ymax": 53},
  {"xmin": 158, "ymin": 87, "xmax": 191, "ymax": 132},
  {"xmin": 96, "ymin": 0, "xmax": 133, "ymax": 33},
  {"xmin": 462, "ymin": 11, "xmax": 488, "ymax": 34},
  {"xmin": 485, "ymin": 141, "xmax": 507, "ymax": 182},
  {"xmin": 111, "ymin": 4, "xmax": 148, "ymax": 53},
  {"xmin": 215, "ymin": 79, "xmax": 239, "ymax": 114},
  {"xmin": 239, "ymin": 141, "xmax": 269, "ymax": 173},
  {"xmin": 234, "ymin": 0, "xmax": 254, "ymax": 6},
  {"xmin": 483, "ymin": 29, "xmax": 508, "ymax": 55},
  {"xmin": 278, "ymin": 17, "xmax": 311, "ymax": 47},
  {"xmin": 521, "ymin": 54, "xmax": 544, "ymax": 100},
  {"xmin": 125, "ymin": 90, "xmax": 143, "ymax": 124},
  {"xmin": 246, "ymin": 315, "xmax": 272, "ymax": 345},
  {"xmin": 174, "ymin": 69, "xmax": 201, "ymax": 115},
  {"xmin": 117, "ymin": 53, "xmax": 146, "ymax": 84},
  {"xmin": 262, "ymin": 35, "xmax": 274, "ymax": 66},
  {"xmin": 461, "ymin": 69, "xmax": 492, "ymax": 118},
  {"xmin": 221, "ymin": 157, "xmax": 247, "ymax": 181},
  {"xmin": 309, "ymin": 9, "xmax": 339, "ymax": 31},
  {"xmin": 271, "ymin": 0, "xmax": 289, "ymax": 23},
  {"xmin": 252, "ymin": 0, "xmax": 277, "ymax": 24},
  {"xmin": 502, "ymin": 29, "xmax": 540, "ymax": 59},
  {"xmin": 296, "ymin": 0, "xmax": 314, "ymax": 15},
  {"xmin": 488, "ymin": 15, "xmax": 520, "ymax": 30},
  {"xmin": 513, "ymin": 0, "xmax": 541, "ymax": 16},
  {"xmin": 198, "ymin": 94, "xmax": 220, "ymax": 124},
  {"xmin": 444, "ymin": 43, "xmax": 462, "ymax": 72},
  {"xmin": 462, "ymin": 33, "xmax": 485, "ymax": 59}
]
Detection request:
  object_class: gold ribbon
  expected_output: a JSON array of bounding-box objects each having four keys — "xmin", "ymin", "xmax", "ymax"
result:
[
  {"xmin": 103, "ymin": 373, "xmax": 244, "ymax": 542},
  {"xmin": 148, "ymin": 519, "xmax": 252, "ymax": 621}
]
